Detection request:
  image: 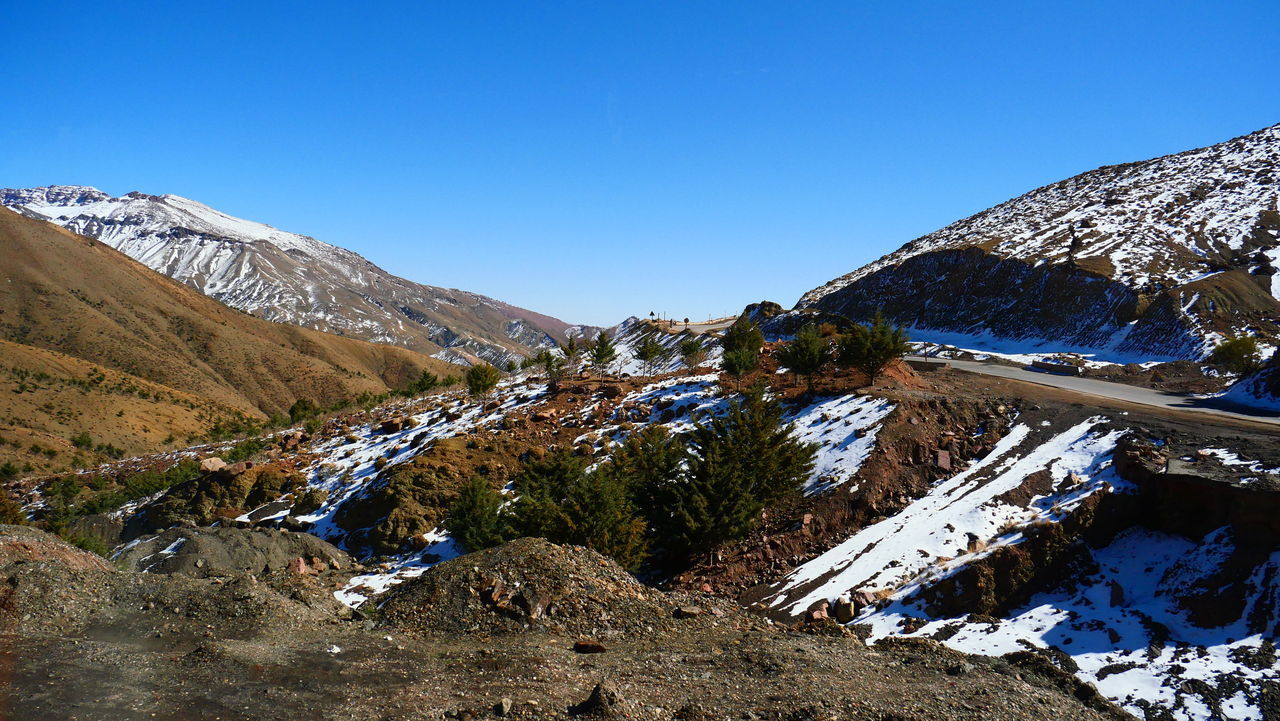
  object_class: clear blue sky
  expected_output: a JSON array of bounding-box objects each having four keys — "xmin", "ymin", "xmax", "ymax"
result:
[{"xmin": 4, "ymin": 1, "xmax": 1278, "ymax": 326}]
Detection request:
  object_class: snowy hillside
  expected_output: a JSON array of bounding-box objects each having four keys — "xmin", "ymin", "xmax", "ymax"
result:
[
  {"xmin": 2, "ymin": 186, "xmax": 572, "ymax": 366},
  {"xmin": 797, "ymin": 123, "xmax": 1280, "ymax": 360}
]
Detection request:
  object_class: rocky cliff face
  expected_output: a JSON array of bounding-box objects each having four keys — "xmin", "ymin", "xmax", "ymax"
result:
[
  {"xmin": 800, "ymin": 123, "xmax": 1280, "ymax": 359},
  {"xmin": 2, "ymin": 186, "xmax": 577, "ymax": 366}
]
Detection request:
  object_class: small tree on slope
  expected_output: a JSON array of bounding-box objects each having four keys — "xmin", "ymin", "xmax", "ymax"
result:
[
  {"xmin": 465, "ymin": 363, "xmax": 502, "ymax": 399},
  {"xmin": 777, "ymin": 323, "xmax": 830, "ymax": 392},
  {"xmin": 588, "ymin": 331, "xmax": 617, "ymax": 378},
  {"xmin": 835, "ymin": 312, "xmax": 911, "ymax": 383}
]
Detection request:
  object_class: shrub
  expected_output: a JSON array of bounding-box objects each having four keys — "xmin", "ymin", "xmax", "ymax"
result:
[
  {"xmin": 588, "ymin": 332, "xmax": 618, "ymax": 377},
  {"xmin": 1209, "ymin": 336, "xmax": 1261, "ymax": 375},
  {"xmin": 70, "ymin": 431, "xmax": 93, "ymax": 450}
]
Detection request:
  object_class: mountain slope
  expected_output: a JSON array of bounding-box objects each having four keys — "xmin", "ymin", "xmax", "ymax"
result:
[
  {"xmin": 0, "ymin": 206, "xmax": 457, "ymax": 439},
  {"xmin": 1, "ymin": 186, "xmax": 580, "ymax": 366},
  {"xmin": 799, "ymin": 123, "xmax": 1280, "ymax": 360}
]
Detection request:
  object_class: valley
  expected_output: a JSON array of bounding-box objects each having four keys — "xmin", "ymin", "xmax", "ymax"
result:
[{"xmin": 4, "ymin": 122, "xmax": 1280, "ymax": 721}]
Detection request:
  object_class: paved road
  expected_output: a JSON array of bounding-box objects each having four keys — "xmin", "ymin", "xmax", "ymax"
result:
[{"xmin": 906, "ymin": 355, "xmax": 1280, "ymax": 427}]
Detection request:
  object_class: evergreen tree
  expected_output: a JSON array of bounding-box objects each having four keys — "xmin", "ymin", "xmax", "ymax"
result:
[
  {"xmin": 633, "ymin": 334, "xmax": 670, "ymax": 377},
  {"xmin": 721, "ymin": 348, "xmax": 758, "ymax": 392},
  {"xmin": 507, "ymin": 451, "xmax": 647, "ymax": 569},
  {"xmin": 776, "ymin": 323, "xmax": 830, "ymax": 391},
  {"xmin": 445, "ymin": 477, "xmax": 509, "ymax": 552},
  {"xmin": 655, "ymin": 384, "xmax": 817, "ymax": 561},
  {"xmin": 835, "ymin": 312, "xmax": 911, "ymax": 382},
  {"xmin": 588, "ymin": 331, "xmax": 617, "ymax": 378},
  {"xmin": 402, "ymin": 370, "xmax": 439, "ymax": 396},
  {"xmin": 721, "ymin": 318, "xmax": 764, "ymax": 356},
  {"xmin": 465, "ymin": 363, "xmax": 502, "ymax": 399},
  {"xmin": 677, "ymin": 336, "xmax": 709, "ymax": 373},
  {"xmin": 562, "ymin": 336, "xmax": 582, "ymax": 374},
  {"xmin": 536, "ymin": 349, "xmax": 567, "ymax": 390}
]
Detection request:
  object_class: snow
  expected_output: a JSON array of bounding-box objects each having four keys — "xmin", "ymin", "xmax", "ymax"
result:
[
  {"xmin": 767, "ymin": 418, "xmax": 1123, "ymax": 617},
  {"xmin": 861, "ymin": 526, "xmax": 1280, "ymax": 721}
]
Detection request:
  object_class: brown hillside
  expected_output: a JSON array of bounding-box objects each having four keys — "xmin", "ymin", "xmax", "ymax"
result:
[{"xmin": 0, "ymin": 207, "xmax": 459, "ymax": 433}]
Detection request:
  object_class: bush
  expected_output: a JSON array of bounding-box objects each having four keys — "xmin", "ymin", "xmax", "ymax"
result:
[
  {"xmin": 1209, "ymin": 336, "xmax": 1261, "ymax": 375},
  {"xmin": 288, "ymin": 398, "xmax": 318, "ymax": 423},
  {"xmin": 70, "ymin": 431, "xmax": 93, "ymax": 450}
]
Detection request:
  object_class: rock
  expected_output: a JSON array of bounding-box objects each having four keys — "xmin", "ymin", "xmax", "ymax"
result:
[
  {"xmin": 226, "ymin": 461, "xmax": 254, "ymax": 476},
  {"xmin": 380, "ymin": 417, "xmax": 410, "ymax": 434},
  {"xmin": 935, "ymin": 449, "xmax": 952, "ymax": 471},
  {"xmin": 569, "ymin": 682, "xmax": 619, "ymax": 716},
  {"xmin": 805, "ymin": 600, "xmax": 828, "ymax": 623},
  {"xmin": 832, "ymin": 595, "xmax": 855, "ymax": 623},
  {"xmin": 199, "ymin": 457, "xmax": 227, "ymax": 473},
  {"xmin": 484, "ymin": 400, "xmax": 501, "ymax": 411},
  {"xmin": 286, "ymin": 557, "xmax": 312, "ymax": 575},
  {"xmin": 947, "ymin": 662, "xmax": 975, "ymax": 676},
  {"xmin": 573, "ymin": 640, "xmax": 607, "ymax": 654},
  {"xmin": 599, "ymin": 384, "xmax": 622, "ymax": 399},
  {"xmin": 673, "ymin": 606, "xmax": 702, "ymax": 619},
  {"xmin": 495, "ymin": 697, "xmax": 514, "ymax": 716},
  {"xmin": 851, "ymin": 590, "xmax": 879, "ymax": 610}
]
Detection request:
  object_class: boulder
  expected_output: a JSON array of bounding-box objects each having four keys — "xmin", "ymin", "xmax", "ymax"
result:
[{"xmin": 199, "ymin": 457, "xmax": 227, "ymax": 473}]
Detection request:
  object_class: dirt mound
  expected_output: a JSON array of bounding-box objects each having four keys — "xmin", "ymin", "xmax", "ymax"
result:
[
  {"xmin": 0, "ymin": 524, "xmax": 351, "ymax": 638},
  {"xmin": 379, "ymin": 537, "xmax": 743, "ymax": 638},
  {"xmin": 0, "ymin": 524, "xmax": 111, "ymax": 572},
  {"xmin": 117, "ymin": 526, "xmax": 353, "ymax": 579}
]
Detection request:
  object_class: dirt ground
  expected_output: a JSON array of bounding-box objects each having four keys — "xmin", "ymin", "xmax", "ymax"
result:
[{"xmin": 1, "ymin": 528, "xmax": 1128, "ymax": 721}]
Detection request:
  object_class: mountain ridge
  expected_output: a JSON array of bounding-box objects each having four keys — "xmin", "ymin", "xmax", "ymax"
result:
[
  {"xmin": 797, "ymin": 123, "xmax": 1280, "ymax": 360},
  {"xmin": 2, "ymin": 186, "xmax": 595, "ymax": 366}
]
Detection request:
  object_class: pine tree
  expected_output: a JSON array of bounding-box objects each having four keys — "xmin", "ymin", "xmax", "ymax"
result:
[
  {"xmin": 588, "ymin": 331, "xmax": 618, "ymax": 378},
  {"xmin": 721, "ymin": 318, "xmax": 764, "ymax": 356},
  {"xmin": 536, "ymin": 349, "xmax": 567, "ymax": 390},
  {"xmin": 507, "ymin": 451, "xmax": 647, "ymax": 569},
  {"xmin": 776, "ymin": 323, "xmax": 830, "ymax": 392},
  {"xmin": 445, "ymin": 477, "xmax": 509, "ymax": 552},
  {"xmin": 677, "ymin": 336, "xmax": 709, "ymax": 373},
  {"xmin": 835, "ymin": 312, "xmax": 910, "ymax": 382},
  {"xmin": 633, "ymin": 334, "xmax": 670, "ymax": 377},
  {"xmin": 562, "ymin": 336, "xmax": 582, "ymax": 374},
  {"xmin": 622, "ymin": 384, "xmax": 817, "ymax": 564},
  {"xmin": 721, "ymin": 348, "xmax": 758, "ymax": 392},
  {"xmin": 465, "ymin": 363, "xmax": 502, "ymax": 399}
]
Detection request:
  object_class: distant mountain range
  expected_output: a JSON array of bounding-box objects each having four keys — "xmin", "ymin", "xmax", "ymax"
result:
[
  {"xmin": 0, "ymin": 205, "xmax": 457, "ymax": 469},
  {"xmin": 1, "ymin": 186, "xmax": 593, "ymax": 366},
  {"xmin": 797, "ymin": 123, "xmax": 1280, "ymax": 360}
]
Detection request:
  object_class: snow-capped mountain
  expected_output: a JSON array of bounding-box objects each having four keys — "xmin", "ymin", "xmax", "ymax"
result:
[
  {"xmin": 799, "ymin": 123, "xmax": 1280, "ymax": 361},
  {"xmin": 2, "ymin": 186, "xmax": 579, "ymax": 366}
]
